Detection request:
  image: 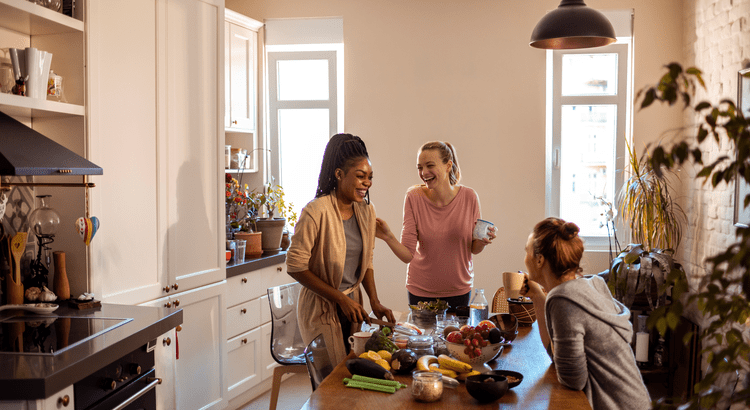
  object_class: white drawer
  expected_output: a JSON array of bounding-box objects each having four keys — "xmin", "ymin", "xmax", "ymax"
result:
[
  {"xmin": 226, "ymin": 327, "xmax": 262, "ymax": 400},
  {"xmin": 260, "ymin": 294, "xmax": 271, "ymax": 324},
  {"xmin": 227, "ymin": 298, "xmax": 261, "ymax": 338},
  {"xmin": 226, "ymin": 271, "xmax": 262, "ymax": 308},
  {"xmin": 260, "ymin": 263, "xmax": 291, "ymax": 291}
]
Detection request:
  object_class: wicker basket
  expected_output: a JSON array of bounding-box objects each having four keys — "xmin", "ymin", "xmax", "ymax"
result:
[{"xmin": 508, "ymin": 298, "xmax": 536, "ymax": 326}]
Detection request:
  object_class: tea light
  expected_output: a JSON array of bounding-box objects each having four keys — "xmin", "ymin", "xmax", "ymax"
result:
[{"xmin": 412, "ymin": 371, "xmax": 442, "ymax": 402}]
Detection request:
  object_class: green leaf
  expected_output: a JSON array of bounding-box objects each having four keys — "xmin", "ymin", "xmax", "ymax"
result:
[
  {"xmin": 656, "ymin": 317, "xmax": 667, "ymax": 336},
  {"xmin": 695, "ymin": 101, "xmax": 711, "ymax": 111},
  {"xmin": 641, "ymin": 88, "xmax": 656, "ymax": 109}
]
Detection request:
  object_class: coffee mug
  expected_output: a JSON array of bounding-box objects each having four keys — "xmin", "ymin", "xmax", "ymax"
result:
[
  {"xmin": 472, "ymin": 219, "xmax": 494, "ymax": 240},
  {"xmin": 503, "ymin": 271, "xmax": 525, "ymax": 300},
  {"xmin": 348, "ymin": 331, "xmax": 372, "ymax": 355}
]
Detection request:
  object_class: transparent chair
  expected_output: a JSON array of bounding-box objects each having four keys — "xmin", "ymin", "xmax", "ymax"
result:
[
  {"xmin": 304, "ymin": 333, "xmax": 334, "ymax": 391},
  {"xmin": 267, "ymin": 282, "xmax": 307, "ymax": 410}
]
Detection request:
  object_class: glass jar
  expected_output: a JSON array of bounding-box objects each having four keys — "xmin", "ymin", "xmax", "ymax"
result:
[
  {"xmin": 407, "ymin": 335, "xmax": 434, "ymax": 356},
  {"xmin": 412, "ymin": 371, "xmax": 442, "ymax": 402},
  {"xmin": 28, "ymin": 195, "xmax": 61, "ymax": 237}
]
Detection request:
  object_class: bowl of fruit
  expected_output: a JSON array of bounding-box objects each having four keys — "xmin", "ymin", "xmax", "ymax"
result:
[{"xmin": 444, "ymin": 321, "xmax": 504, "ymax": 372}]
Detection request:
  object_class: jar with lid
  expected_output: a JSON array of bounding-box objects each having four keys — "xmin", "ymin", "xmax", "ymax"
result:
[
  {"xmin": 407, "ymin": 335, "xmax": 434, "ymax": 356},
  {"xmin": 412, "ymin": 371, "xmax": 443, "ymax": 402}
]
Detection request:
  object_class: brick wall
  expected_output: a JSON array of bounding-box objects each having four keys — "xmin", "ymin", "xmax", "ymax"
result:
[{"xmin": 678, "ymin": 0, "xmax": 750, "ymax": 295}]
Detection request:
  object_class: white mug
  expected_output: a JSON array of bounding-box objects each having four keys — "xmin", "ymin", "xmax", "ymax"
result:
[
  {"xmin": 503, "ymin": 271, "xmax": 525, "ymax": 300},
  {"xmin": 472, "ymin": 218, "xmax": 494, "ymax": 240},
  {"xmin": 347, "ymin": 331, "xmax": 372, "ymax": 355}
]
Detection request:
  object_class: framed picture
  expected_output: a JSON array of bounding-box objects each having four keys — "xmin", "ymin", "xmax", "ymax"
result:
[{"xmin": 733, "ymin": 68, "xmax": 750, "ymax": 227}]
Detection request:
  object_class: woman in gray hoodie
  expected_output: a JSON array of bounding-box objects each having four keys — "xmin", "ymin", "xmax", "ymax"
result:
[{"xmin": 521, "ymin": 217, "xmax": 651, "ymax": 410}]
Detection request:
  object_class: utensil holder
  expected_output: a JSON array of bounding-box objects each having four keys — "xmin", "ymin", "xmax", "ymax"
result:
[{"xmin": 5, "ymin": 274, "xmax": 24, "ymax": 305}]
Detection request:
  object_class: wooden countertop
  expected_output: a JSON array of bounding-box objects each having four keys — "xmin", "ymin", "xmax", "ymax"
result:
[{"xmin": 301, "ymin": 322, "xmax": 592, "ymax": 409}]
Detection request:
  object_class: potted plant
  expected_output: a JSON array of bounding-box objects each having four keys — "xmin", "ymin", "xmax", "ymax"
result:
[
  {"xmin": 254, "ymin": 180, "xmax": 297, "ymax": 252},
  {"xmin": 226, "ymin": 174, "xmax": 263, "ymax": 258}
]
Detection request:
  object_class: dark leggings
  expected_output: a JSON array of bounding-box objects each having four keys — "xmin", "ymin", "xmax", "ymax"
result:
[{"xmin": 408, "ymin": 292, "xmax": 471, "ymax": 314}]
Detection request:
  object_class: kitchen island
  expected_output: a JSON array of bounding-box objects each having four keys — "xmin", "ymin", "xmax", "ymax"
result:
[{"xmin": 0, "ymin": 302, "xmax": 182, "ymax": 401}]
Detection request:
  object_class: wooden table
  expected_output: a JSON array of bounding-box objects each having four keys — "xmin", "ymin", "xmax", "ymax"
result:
[{"xmin": 300, "ymin": 322, "xmax": 592, "ymax": 409}]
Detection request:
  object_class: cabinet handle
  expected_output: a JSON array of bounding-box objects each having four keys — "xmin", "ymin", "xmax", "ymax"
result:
[
  {"xmin": 233, "ymin": 120, "xmax": 238, "ymax": 124},
  {"xmin": 147, "ymin": 377, "xmax": 163, "ymax": 385},
  {"xmin": 176, "ymin": 325, "xmax": 182, "ymax": 332},
  {"xmin": 58, "ymin": 395, "xmax": 70, "ymax": 406},
  {"xmin": 163, "ymin": 286, "xmax": 170, "ymax": 293},
  {"xmin": 242, "ymin": 338, "xmax": 248, "ymax": 344},
  {"xmin": 241, "ymin": 308, "xmax": 247, "ymax": 314},
  {"xmin": 172, "ymin": 283, "xmax": 179, "ymax": 291},
  {"xmin": 164, "ymin": 302, "xmax": 172, "ymax": 308},
  {"xmin": 163, "ymin": 337, "xmax": 172, "ymax": 346},
  {"xmin": 277, "ymin": 267, "xmax": 282, "ymax": 272},
  {"xmin": 173, "ymin": 300, "xmax": 180, "ymax": 307},
  {"xmin": 241, "ymin": 277, "xmax": 247, "ymax": 283}
]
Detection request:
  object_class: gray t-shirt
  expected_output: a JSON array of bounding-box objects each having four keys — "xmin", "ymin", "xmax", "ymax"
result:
[{"xmin": 338, "ymin": 215, "xmax": 362, "ymax": 291}]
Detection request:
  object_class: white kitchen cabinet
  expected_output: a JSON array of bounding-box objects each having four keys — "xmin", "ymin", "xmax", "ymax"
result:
[
  {"xmin": 0, "ymin": 385, "xmax": 75, "ymax": 410},
  {"xmin": 88, "ymin": 0, "xmax": 226, "ymax": 305},
  {"xmin": 154, "ymin": 327, "xmax": 177, "ymax": 410},
  {"xmin": 226, "ymin": 326, "xmax": 262, "ymax": 400},
  {"xmin": 141, "ymin": 281, "xmax": 227, "ymax": 410}
]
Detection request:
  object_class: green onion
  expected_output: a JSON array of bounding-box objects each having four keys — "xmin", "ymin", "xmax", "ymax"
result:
[
  {"xmin": 351, "ymin": 374, "xmax": 406, "ymax": 389},
  {"xmin": 343, "ymin": 379, "xmax": 396, "ymax": 393}
]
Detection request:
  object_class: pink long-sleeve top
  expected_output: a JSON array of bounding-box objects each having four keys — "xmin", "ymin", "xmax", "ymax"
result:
[{"xmin": 400, "ymin": 185, "xmax": 481, "ymax": 298}]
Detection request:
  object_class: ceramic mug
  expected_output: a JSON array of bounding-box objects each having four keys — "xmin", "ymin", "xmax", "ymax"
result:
[
  {"xmin": 472, "ymin": 218, "xmax": 494, "ymax": 240},
  {"xmin": 503, "ymin": 271, "xmax": 525, "ymax": 300},
  {"xmin": 348, "ymin": 331, "xmax": 372, "ymax": 355}
]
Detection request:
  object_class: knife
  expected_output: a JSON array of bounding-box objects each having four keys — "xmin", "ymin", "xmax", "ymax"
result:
[
  {"xmin": 369, "ymin": 318, "xmax": 397, "ymax": 328},
  {"xmin": 369, "ymin": 318, "xmax": 421, "ymax": 336}
]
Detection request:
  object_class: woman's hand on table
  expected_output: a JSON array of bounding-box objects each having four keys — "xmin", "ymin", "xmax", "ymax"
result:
[{"xmin": 370, "ymin": 301, "xmax": 396, "ymax": 324}]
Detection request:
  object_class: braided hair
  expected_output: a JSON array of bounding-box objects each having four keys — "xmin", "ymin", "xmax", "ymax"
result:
[
  {"xmin": 315, "ymin": 133, "xmax": 371, "ymax": 203},
  {"xmin": 531, "ymin": 217, "xmax": 584, "ymax": 279},
  {"xmin": 419, "ymin": 141, "xmax": 461, "ymax": 185}
]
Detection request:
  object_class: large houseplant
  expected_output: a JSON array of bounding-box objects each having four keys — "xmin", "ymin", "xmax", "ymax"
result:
[
  {"xmin": 254, "ymin": 180, "xmax": 297, "ymax": 252},
  {"xmin": 636, "ymin": 63, "xmax": 750, "ymax": 409}
]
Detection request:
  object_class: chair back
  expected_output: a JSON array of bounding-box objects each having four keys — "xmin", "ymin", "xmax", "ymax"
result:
[
  {"xmin": 267, "ymin": 282, "xmax": 306, "ymax": 365},
  {"xmin": 491, "ymin": 287, "xmax": 509, "ymax": 313},
  {"xmin": 304, "ymin": 333, "xmax": 333, "ymax": 391}
]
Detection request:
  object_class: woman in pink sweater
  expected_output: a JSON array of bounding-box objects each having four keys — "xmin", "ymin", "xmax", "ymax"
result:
[{"xmin": 376, "ymin": 141, "xmax": 496, "ymax": 308}]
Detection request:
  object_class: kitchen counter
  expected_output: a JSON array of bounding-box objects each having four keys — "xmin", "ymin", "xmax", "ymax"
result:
[
  {"xmin": 226, "ymin": 250, "xmax": 286, "ymax": 279},
  {"xmin": 0, "ymin": 303, "xmax": 182, "ymax": 400}
]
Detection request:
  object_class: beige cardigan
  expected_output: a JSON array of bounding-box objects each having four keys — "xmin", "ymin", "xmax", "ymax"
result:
[{"xmin": 286, "ymin": 192, "xmax": 376, "ymax": 365}]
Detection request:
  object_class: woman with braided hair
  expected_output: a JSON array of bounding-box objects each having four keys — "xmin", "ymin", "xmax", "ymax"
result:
[
  {"xmin": 376, "ymin": 141, "xmax": 496, "ymax": 308},
  {"xmin": 520, "ymin": 217, "xmax": 650, "ymax": 410},
  {"xmin": 287, "ymin": 133, "xmax": 395, "ymax": 365}
]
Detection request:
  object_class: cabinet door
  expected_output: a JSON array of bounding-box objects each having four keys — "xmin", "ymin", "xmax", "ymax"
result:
[
  {"xmin": 154, "ymin": 327, "xmax": 177, "ymax": 410},
  {"xmin": 226, "ymin": 326, "xmax": 262, "ymax": 400},
  {"xmin": 173, "ymin": 281, "xmax": 227, "ymax": 410},
  {"xmin": 260, "ymin": 322, "xmax": 277, "ymax": 381},
  {"xmin": 226, "ymin": 22, "xmax": 256, "ymax": 132},
  {"xmin": 165, "ymin": 0, "xmax": 226, "ymax": 292}
]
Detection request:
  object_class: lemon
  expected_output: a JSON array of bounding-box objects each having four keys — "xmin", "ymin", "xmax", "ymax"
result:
[
  {"xmin": 376, "ymin": 350, "xmax": 392, "ymax": 361},
  {"xmin": 359, "ymin": 351, "xmax": 382, "ymax": 362},
  {"xmin": 375, "ymin": 359, "xmax": 391, "ymax": 371}
]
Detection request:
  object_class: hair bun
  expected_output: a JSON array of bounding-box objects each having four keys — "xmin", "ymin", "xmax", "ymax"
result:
[{"xmin": 560, "ymin": 222, "xmax": 580, "ymax": 240}]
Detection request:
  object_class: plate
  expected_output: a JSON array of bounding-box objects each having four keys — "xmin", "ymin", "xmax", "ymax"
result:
[
  {"xmin": 0, "ymin": 303, "xmax": 59, "ymax": 314},
  {"xmin": 488, "ymin": 370, "xmax": 523, "ymax": 388}
]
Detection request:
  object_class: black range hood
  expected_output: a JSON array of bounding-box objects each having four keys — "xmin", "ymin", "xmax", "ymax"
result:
[{"xmin": 0, "ymin": 111, "xmax": 102, "ymax": 176}]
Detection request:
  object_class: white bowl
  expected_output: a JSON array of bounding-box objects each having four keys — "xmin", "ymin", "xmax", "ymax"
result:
[{"xmin": 445, "ymin": 341, "xmax": 503, "ymax": 373}]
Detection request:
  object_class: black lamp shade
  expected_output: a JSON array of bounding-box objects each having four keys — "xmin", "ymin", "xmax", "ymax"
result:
[{"xmin": 530, "ymin": 0, "xmax": 616, "ymax": 49}]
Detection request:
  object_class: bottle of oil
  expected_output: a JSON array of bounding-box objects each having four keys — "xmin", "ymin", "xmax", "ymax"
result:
[{"xmin": 469, "ymin": 288, "xmax": 488, "ymax": 326}]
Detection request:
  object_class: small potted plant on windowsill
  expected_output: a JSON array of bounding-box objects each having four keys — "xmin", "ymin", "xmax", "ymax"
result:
[
  {"xmin": 254, "ymin": 180, "xmax": 297, "ymax": 253},
  {"xmin": 226, "ymin": 174, "xmax": 263, "ymax": 258}
]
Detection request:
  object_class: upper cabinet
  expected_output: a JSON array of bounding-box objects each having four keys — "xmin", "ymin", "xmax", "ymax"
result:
[
  {"xmin": 0, "ymin": 0, "xmax": 84, "ymax": 118},
  {"xmin": 225, "ymin": 10, "xmax": 261, "ymax": 133}
]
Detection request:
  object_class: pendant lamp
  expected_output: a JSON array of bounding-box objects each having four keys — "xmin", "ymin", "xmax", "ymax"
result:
[{"xmin": 530, "ymin": 0, "xmax": 616, "ymax": 49}]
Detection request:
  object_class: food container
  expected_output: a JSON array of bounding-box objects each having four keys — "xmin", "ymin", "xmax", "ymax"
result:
[
  {"xmin": 394, "ymin": 334, "xmax": 409, "ymax": 350},
  {"xmin": 412, "ymin": 371, "xmax": 443, "ymax": 402},
  {"xmin": 407, "ymin": 335, "xmax": 434, "ymax": 356}
]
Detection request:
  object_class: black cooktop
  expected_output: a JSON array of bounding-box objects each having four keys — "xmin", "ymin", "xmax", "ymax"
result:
[{"xmin": 0, "ymin": 315, "xmax": 130, "ymax": 355}]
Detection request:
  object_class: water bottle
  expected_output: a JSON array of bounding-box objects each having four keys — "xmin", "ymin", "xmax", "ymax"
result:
[{"xmin": 469, "ymin": 288, "xmax": 488, "ymax": 326}]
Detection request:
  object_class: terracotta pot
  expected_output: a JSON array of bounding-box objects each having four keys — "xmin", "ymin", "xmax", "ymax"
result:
[
  {"xmin": 235, "ymin": 231, "xmax": 262, "ymax": 258},
  {"xmin": 255, "ymin": 218, "xmax": 285, "ymax": 252},
  {"xmin": 280, "ymin": 231, "xmax": 291, "ymax": 251}
]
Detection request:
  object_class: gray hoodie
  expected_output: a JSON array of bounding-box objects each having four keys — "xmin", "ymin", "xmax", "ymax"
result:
[{"xmin": 545, "ymin": 275, "xmax": 651, "ymax": 410}]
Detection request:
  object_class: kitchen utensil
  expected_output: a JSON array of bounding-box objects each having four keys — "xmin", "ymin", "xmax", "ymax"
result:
[
  {"xmin": 25, "ymin": 48, "xmax": 52, "ymax": 99},
  {"xmin": 0, "ymin": 303, "xmax": 59, "ymax": 314},
  {"xmin": 369, "ymin": 317, "xmax": 397, "ymax": 328},
  {"xmin": 10, "ymin": 231, "xmax": 27, "ymax": 283}
]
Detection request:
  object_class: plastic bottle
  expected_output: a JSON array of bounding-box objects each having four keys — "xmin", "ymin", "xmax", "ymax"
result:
[{"xmin": 469, "ymin": 288, "xmax": 488, "ymax": 326}]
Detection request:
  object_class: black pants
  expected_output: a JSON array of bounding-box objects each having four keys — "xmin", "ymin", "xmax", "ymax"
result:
[
  {"xmin": 407, "ymin": 292, "xmax": 471, "ymax": 314},
  {"xmin": 336, "ymin": 304, "xmax": 354, "ymax": 354}
]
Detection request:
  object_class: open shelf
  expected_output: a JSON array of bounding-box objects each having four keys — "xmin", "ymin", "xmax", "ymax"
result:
[
  {"xmin": 0, "ymin": 92, "xmax": 84, "ymax": 117},
  {"xmin": 0, "ymin": 0, "xmax": 82, "ymax": 35}
]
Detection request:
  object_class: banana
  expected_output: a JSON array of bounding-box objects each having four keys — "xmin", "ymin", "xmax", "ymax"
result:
[
  {"xmin": 437, "ymin": 354, "xmax": 472, "ymax": 373},
  {"xmin": 428, "ymin": 363, "xmax": 458, "ymax": 378},
  {"xmin": 455, "ymin": 370, "xmax": 481, "ymax": 381},
  {"xmin": 416, "ymin": 355, "xmax": 438, "ymax": 371}
]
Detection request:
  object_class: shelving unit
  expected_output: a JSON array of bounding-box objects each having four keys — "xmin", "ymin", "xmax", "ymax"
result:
[{"xmin": 0, "ymin": 0, "xmax": 82, "ymax": 36}]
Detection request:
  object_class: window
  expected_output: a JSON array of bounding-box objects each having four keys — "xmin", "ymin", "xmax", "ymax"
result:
[
  {"xmin": 546, "ymin": 14, "xmax": 632, "ymax": 249},
  {"xmin": 265, "ymin": 18, "xmax": 344, "ymax": 221}
]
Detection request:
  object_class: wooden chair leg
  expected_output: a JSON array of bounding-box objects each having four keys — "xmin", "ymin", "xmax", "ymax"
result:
[{"xmin": 269, "ymin": 364, "xmax": 307, "ymax": 410}]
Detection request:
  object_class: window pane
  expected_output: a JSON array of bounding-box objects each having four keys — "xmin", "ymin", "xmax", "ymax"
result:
[
  {"xmin": 559, "ymin": 105, "xmax": 616, "ymax": 237},
  {"xmin": 277, "ymin": 60, "xmax": 329, "ymax": 101},
  {"xmin": 279, "ymin": 109, "xmax": 330, "ymax": 220},
  {"xmin": 562, "ymin": 54, "xmax": 618, "ymax": 96}
]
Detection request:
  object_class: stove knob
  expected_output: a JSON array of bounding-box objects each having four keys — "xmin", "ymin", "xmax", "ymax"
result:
[
  {"xmin": 101, "ymin": 378, "xmax": 117, "ymax": 391},
  {"xmin": 128, "ymin": 363, "xmax": 142, "ymax": 375}
]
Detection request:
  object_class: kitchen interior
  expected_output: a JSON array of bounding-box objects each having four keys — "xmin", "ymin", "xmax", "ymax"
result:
[{"xmin": 0, "ymin": 0, "xmax": 748, "ymax": 409}]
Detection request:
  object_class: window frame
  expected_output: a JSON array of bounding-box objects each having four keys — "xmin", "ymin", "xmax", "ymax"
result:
[{"xmin": 545, "ymin": 41, "xmax": 632, "ymax": 250}]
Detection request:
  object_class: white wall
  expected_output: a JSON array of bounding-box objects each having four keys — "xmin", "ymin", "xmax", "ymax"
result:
[{"xmin": 227, "ymin": 0, "xmax": 685, "ymax": 312}]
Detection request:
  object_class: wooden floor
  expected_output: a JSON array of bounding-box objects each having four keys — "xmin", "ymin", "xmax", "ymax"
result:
[{"xmin": 238, "ymin": 372, "xmax": 312, "ymax": 410}]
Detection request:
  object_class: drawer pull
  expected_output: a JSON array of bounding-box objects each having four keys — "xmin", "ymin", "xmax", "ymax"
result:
[
  {"xmin": 163, "ymin": 337, "xmax": 171, "ymax": 346},
  {"xmin": 164, "ymin": 302, "xmax": 172, "ymax": 308},
  {"xmin": 176, "ymin": 325, "xmax": 182, "ymax": 332},
  {"xmin": 241, "ymin": 277, "xmax": 247, "ymax": 283},
  {"xmin": 163, "ymin": 286, "xmax": 170, "ymax": 293},
  {"xmin": 172, "ymin": 283, "xmax": 179, "ymax": 290},
  {"xmin": 277, "ymin": 267, "xmax": 282, "ymax": 272},
  {"xmin": 173, "ymin": 300, "xmax": 180, "ymax": 307},
  {"xmin": 241, "ymin": 308, "xmax": 247, "ymax": 314},
  {"xmin": 242, "ymin": 338, "xmax": 248, "ymax": 344},
  {"xmin": 58, "ymin": 395, "xmax": 70, "ymax": 406}
]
